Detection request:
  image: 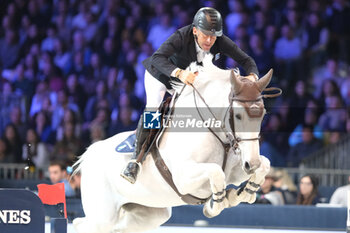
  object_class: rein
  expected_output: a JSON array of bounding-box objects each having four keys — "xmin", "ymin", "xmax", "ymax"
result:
[
  {"xmin": 191, "ymin": 84, "xmax": 282, "ymax": 172},
  {"xmin": 191, "ymin": 85, "xmax": 231, "ymax": 171}
]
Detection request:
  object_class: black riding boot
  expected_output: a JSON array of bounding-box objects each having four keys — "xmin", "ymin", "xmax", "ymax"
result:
[{"xmin": 120, "ymin": 115, "xmax": 149, "ymax": 184}]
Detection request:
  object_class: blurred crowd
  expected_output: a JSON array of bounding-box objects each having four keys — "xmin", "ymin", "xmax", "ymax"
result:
[
  {"xmin": 1, "ymin": 0, "xmax": 350, "ymax": 173},
  {"xmin": 255, "ymin": 167, "xmax": 350, "ymax": 207}
]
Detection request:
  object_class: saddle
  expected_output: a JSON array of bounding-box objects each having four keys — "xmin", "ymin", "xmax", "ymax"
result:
[{"xmin": 115, "ymin": 95, "xmax": 175, "ymax": 154}]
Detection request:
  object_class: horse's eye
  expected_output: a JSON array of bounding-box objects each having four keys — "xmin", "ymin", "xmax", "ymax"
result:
[{"xmin": 235, "ymin": 114, "xmax": 241, "ymax": 120}]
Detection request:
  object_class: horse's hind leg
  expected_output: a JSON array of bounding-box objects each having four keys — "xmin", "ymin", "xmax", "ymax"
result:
[
  {"xmin": 73, "ymin": 164, "xmax": 119, "ymax": 233},
  {"xmin": 113, "ymin": 204, "xmax": 171, "ymax": 233}
]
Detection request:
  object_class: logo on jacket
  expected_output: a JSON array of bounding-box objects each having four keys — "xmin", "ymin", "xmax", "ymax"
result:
[
  {"xmin": 215, "ymin": 53, "xmax": 220, "ymax": 61},
  {"xmin": 144, "ymin": 111, "xmax": 161, "ymax": 129}
]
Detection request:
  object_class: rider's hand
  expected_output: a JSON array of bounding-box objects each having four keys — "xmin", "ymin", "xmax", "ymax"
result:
[
  {"xmin": 247, "ymin": 73, "xmax": 259, "ymax": 81},
  {"xmin": 176, "ymin": 69, "xmax": 197, "ymax": 85}
]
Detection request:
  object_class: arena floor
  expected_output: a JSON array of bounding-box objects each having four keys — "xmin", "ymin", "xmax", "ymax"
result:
[{"xmin": 45, "ymin": 224, "xmax": 345, "ymax": 233}]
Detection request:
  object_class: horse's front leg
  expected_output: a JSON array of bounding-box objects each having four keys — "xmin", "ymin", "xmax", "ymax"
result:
[
  {"xmin": 172, "ymin": 162, "xmax": 229, "ymax": 218},
  {"xmin": 226, "ymin": 155, "xmax": 270, "ymax": 207}
]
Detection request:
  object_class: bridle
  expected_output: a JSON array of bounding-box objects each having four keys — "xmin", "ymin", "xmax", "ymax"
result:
[{"xmin": 191, "ymin": 84, "xmax": 282, "ymax": 172}]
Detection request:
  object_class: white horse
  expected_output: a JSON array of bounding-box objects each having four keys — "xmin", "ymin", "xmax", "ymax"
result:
[{"xmin": 73, "ymin": 55, "xmax": 277, "ymax": 233}]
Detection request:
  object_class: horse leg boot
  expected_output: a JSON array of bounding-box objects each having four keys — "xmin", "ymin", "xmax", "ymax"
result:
[{"xmin": 121, "ymin": 115, "xmax": 149, "ymax": 184}]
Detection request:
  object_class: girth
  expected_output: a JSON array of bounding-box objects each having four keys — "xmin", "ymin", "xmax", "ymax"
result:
[{"xmin": 150, "ymin": 146, "xmax": 210, "ymax": 205}]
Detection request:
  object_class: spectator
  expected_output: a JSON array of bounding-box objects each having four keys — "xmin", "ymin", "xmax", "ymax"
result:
[
  {"xmin": 52, "ymin": 122, "xmax": 83, "ymax": 163},
  {"xmin": 98, "ymin": 15, "xmax": 121, "ymax": 45},
  {"xmin": 264, "ymin": 24, "xmax": 278, "ymax": 51},
  {"xmin": 106, "ymin": 67, "xmax": 119, "ymax": 109},
  {"xmin": 330, "ymin": 176, "xmax": 350, "ymax": 207},
  {"xmin": 109, "ymin": 106, "xmax": 138, "ymax": 136},
  {"xmin": 172, "ymin": 7, "xmax": 191, "ymax": 29},
  {"xmin": 21, "ymin": 24, "xmax": 41, "ymax": 56},
  {"xmin": 31, "ymin": 110, "xmax": 55, "ymax": 145},
  {"xmin": 316, "ymin": 78, "xmax": 342, "ymax": 109},
  {"xmin": 51, "ymin": 89, "xmax": 80, "ymax": 131},
  {"xmin": 287, "ymin": 124, "xmax": 323, "ymax": 167},
  {"xmin": 0, "ymin": 138, "xmax": 14, "ymax": 163},
  {"xmin": 48, "ymin": 161, "xmax": 76, "ymax": 197},
  {"xmin": 274, "ymin": 24, "xmax": 302, "ymax": 61},
  {"xmin": 273, "ymin": 169, "xmax": 297, "ymax": 204},
  {"xmin": 326, "ymin": 0, "xmax": 350, "ymax": 62},
  {"xmin": 260, "ymin": 134, "xmax": 286, "ymax": 167},
  {"xmin": 255, "ymin": 168, "xmax": 284, "ymax": 205},
  {"xmin": 341, "ymin": 77, "xmax": 350, "ymax": 106},
  {"xmin": 289, "ymin": 109, "xmax": 323, "ymax": 147},
  {"xmin": 284, "ymin": 9, "xmax": 303, "ymax": 38},
  {"xmin": 54, "ymin": 13, "xmax": 72, "ymax": 46},
  {"xmin": 147, "ymin": 13, "xmax": 176, "ymax": 50},
  {"xmin": 37, "ymin": 52, "xmax": 64, "ymax": 93},
  {"xmin": 23, "ymin": 53, "xmax": 39, "ymax": 81},
  {"xmin": 2, "ymin": 123, "xmax": 23, "ymax": 163},
  {"xmin": 296, "ymin": 174, "xmax": 320, "ymax": 205},
  {"xmin": 288, "ymin": 80, "xmax": 313, "ymax": 125},
  {"xmin": 302, "ymin": 12, "xmax": 329, "ymax": 69},
  {"xmin": 252, "ymin": 11, "xmax": 269, "ymax": 37},
  {"xmin": 274, "ymin": 24, "xmax": 303, "ymax": 87},
  {"xmin": 99, "ymin": 37, "xmax": 118, "ymax": 68},
  {"xmin": 0, "ymin": 29, "xmax": 21, "ymax": 69},
  {"xmin": 67, "ymin": 50, "xmax": 90, "ymax": 80},
  {"xmin": 318, "ymin": 95, "xmax": 347, "ymax": 132},
  {"xmin": 71, "ymin": 30, "xmax": 91, "ymax": 66},
  {"xmin": 41, "ymin": 24, "xmax": 58, "ymax": 52},
  {"xmin": 8, "ymin": 106, "xmax": 27, "ymax": 142},
  {"xmin": 53, "ymin": 38, "xmax": 71, "ymax": 75},
  {"xmin": 87, "ymin": 52, "xmax": 107, "ymax": 82},
  {"xmin": 29, "ymin": 80, "xmax": 55, "ymax": 117},
  {"xmin": 82, "ymin": 11, "xmax": 99, "ymax": 45},
  {"xmin": 87, "ymin": 122, "xmax": 106, "ymax": 146},
  {"xmin": 263, "ymin": 112, "xmax": 290, "ymax": 157},
  {"xmin": 13, "ymin": 63, "xmax": 35, "ymax": 104},
  {"xmin": 134, "ymin": 42, "xmax": 153, "ymax": 102},
  {"xmin": 249, "ymin": 33, "xmax": 274, "ymax": 75},
  {"xmin": 66, "ymin": 73, "xmax": 87, "ymax": 112},
  {"xmin": 326, "ymin": 131, "xmax": 343, "ymax": 145},
  {"xmin": 85, "ymin": 106, "xmax": 111, "ymax": 139},
  {"xmin": 225, "ymin": 0, "xmax": 245, "ymax": 39},
  {"xmin": 22, "ymin": 128, "xmax": 50, "ymax": 170},
  {"xmin": 313, "ymin": 59, "xmax": 346, "ymax": 100},
  {"xmin": 84, "ymin": 80, "xmax": 109, "ymax": 122},
  {"xmin": 56, "ymin": 108, "xmax": 81, "ymax": 142},
  {"xmin": 71, "ymin": 2, "xmax": 89, "ymax": 31}
]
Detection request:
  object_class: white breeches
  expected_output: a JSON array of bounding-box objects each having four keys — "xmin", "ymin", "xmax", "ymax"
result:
[{"xmin": 144, "ymin": 70, "xmax": 173, "ymax": 110}]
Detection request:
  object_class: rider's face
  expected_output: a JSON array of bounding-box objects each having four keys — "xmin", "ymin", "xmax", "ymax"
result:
[{"xmin": 193, "ymin": 27, "xmax": 217, "ymax": 52}]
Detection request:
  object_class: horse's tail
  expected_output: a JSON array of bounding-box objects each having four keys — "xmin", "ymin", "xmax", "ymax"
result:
[
  {"xmin": 71, "ymin": 141, "xmax": 100, "ymax": 177},
  {"xmin": 72, "ymin": 154, "xmax": 84, "ymax": 177},
  {"xmin": 72, "ymin": 145, "xmax": 92, "ymax": 177}
]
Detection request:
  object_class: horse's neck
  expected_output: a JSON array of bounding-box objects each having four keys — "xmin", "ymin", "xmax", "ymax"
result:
[{"xmin": 174, "ymin": 69, "xmax": 231, "ymax": 117}]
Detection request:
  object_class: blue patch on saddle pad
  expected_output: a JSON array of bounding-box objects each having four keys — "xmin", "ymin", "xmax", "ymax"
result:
[{"xmin": 115, "ymin": 134, "xmax": 136, "ymax": 153}]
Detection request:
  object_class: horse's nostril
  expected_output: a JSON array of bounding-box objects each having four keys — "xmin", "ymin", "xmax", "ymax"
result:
[{"xmin": 244, "ymin": 162, "xmax": 250, "ymax": 171}]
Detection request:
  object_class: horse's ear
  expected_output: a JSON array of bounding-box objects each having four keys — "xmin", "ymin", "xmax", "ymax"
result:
[
  {"xmin": 256, "ymin": 69, "xmax": 273, "ymax": 92},
  {"xmin": 231, "ymin": 69, "xmax": 243, "ymax": 94}
]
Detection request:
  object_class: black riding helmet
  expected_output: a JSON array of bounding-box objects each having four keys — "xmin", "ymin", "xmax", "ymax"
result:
[{"xmin": 193, "ymin": 7, "xmax": 223, "ymax": 37}]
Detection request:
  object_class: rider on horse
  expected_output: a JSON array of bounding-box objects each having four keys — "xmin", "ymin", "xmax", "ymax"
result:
[{"xmin": 121, "ymin": 7, "xmax": 260, "ymax": 184}]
